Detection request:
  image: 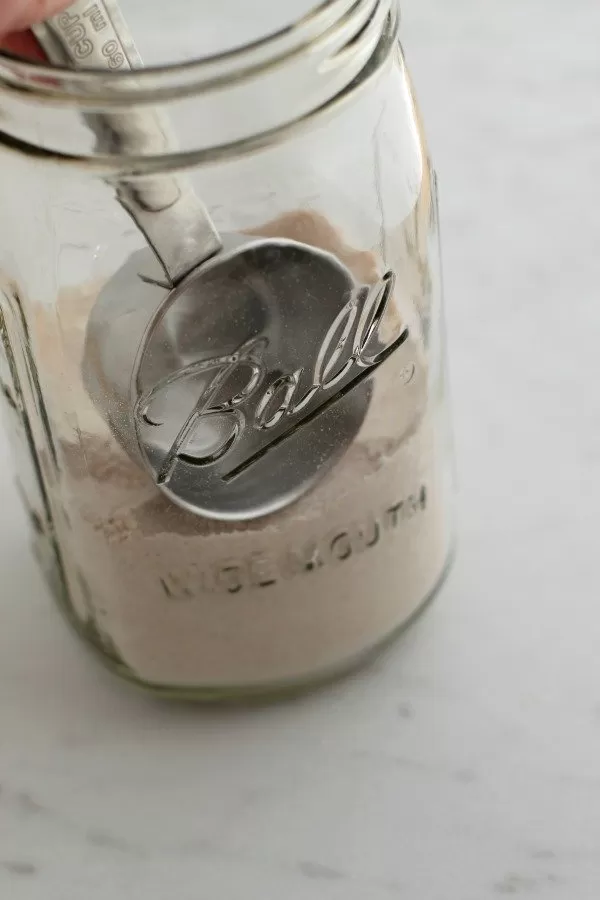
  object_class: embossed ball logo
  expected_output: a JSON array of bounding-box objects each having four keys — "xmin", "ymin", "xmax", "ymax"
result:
[{"xmin": 131, "ymin": 239, "xmax": 408, "ymax": 520}]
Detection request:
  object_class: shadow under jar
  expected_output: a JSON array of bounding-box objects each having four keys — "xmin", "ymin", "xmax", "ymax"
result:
[{"xmin": 0, "ymin": 0, "xmax": 454, "ymax": 699}]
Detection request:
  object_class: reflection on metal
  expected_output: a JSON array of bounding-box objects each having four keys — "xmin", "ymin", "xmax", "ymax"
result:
[{"xmin": 84, "ymin": 238, "xmax": 409, "ymax": 520}]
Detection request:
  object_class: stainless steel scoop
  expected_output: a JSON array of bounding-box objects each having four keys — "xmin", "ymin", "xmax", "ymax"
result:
[
  {"xmin": 34, "ymin": 0, "xmax": 221, "ymax": 285},
  {"xmin": 34, "ymin": 1, "xmax": 407, "ymax": 520}
]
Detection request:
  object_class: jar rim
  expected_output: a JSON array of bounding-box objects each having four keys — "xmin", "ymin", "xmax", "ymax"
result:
[
  {"xmin": 0, "ymin": 0, "xmax": 394, "ymax": 104},
  {"xmin": 0, "ymin": 0, "xmax": 399, "ymax": 171}
]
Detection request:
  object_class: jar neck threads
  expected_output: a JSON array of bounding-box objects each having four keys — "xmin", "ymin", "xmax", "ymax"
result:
[{"xmin": 0, "ymin": 0, "xmax": 398, "ymax": 169}]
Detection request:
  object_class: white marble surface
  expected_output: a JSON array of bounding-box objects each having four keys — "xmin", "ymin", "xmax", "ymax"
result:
[{"xmin": 2, "ymin": 1, "xmax": 600, "ymax": 897}]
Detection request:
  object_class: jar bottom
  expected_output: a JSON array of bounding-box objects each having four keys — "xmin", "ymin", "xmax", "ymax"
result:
[{"xmin": 46, "ymin": 543, "xmax": 456, "ymax": 704}]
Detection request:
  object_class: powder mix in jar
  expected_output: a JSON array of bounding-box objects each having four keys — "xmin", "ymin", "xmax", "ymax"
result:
[{"xmin": 0, "ymin": 0, "xmax": 454, "ymax": 697}]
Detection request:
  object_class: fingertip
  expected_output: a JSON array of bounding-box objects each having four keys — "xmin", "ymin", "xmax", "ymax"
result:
[
  {"xmin": 1, "ymin": 29, "xmax": 47, "ymax": 61},
  {"xmin": 1, "ymin": 0, "xmax": 72, "ymax": 37}
]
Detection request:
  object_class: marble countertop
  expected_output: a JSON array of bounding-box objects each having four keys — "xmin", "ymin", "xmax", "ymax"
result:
[{"xmin": 1, "ymin": 1, "xmax": 600, "ymax": 897}]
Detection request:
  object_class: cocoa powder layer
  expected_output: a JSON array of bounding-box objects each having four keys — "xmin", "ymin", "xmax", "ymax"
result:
[{"xmin": 31, "ymin": 210, "xmax": 449, "ymax": 688}]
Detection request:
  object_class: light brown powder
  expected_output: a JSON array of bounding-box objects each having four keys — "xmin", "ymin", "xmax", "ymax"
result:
[{"xmin": 32, "ymin": 210, "xmax": 450, "ymax": 690}]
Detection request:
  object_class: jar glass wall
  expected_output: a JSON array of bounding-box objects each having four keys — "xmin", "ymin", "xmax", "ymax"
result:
[{"xmin": 0, "ymin": 0, "xmax": 453, "ymax": 698}]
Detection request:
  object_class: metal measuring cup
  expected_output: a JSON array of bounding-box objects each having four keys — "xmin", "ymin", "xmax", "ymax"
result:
[{"xmin": 34, "ymin": 2, "xmax": 406, "ymax": 521}]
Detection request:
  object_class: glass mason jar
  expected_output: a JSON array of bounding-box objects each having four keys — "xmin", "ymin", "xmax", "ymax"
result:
[{"xmin": 0, "ymin": 0, "xmax": 454, "ymax": 698}]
